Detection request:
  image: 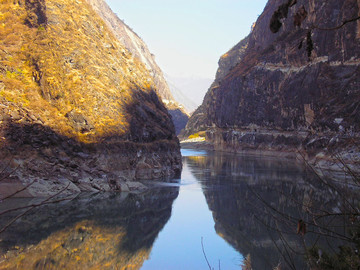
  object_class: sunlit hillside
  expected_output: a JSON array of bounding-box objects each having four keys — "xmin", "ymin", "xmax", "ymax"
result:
[{"xmin": 0, "ymin": 0, "xmax": 172, "ymax": 143}]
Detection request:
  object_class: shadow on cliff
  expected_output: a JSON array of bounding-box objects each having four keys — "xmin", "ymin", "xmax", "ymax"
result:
[
  {"xmin": 0, "ymin": 88, "xmax": 181, "ymax": 188},
  {"xmin": 101, "ymin": 88, "xmax": 177, "ymax": 144}
]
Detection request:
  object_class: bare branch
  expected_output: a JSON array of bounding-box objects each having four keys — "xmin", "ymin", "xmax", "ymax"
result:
[
  {"xmin": 0, "ymin": 182, "xmax": 72, "ymax": 234},
  {"xmin": 0, "ymin": 180, "xmax": 36, "ymax": 201},
  {"xmin": 201, "ymin": 237, "xmax": 213, "ymax": 270},
  {"xmin": 0, "ymin": 165, "xmax": 19, "ymax": 183}
]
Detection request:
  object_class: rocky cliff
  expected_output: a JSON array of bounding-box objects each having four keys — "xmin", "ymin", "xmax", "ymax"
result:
[
  {"xmin": 0, "ymin": 0, "xmax": 181, "ymax": 196},
  {"xmin": 86, "ymin": 0, "xmax": 189, "ymax": 134},
  {"xmin": 184, "ymin": 0, "xmax": 360, "ymax": 166}
]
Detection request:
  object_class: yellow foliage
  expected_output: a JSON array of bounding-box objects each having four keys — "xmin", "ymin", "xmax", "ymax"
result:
[
  {"xmin": 188, "ymin": 131, "xmax": 206, "ymax": 139},
  {"xmin": 0, "ymin": 0, "xmax": 158, "ymax": 143}
]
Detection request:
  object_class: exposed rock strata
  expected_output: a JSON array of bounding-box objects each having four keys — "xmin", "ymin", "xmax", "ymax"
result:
[
  {"xmin": 184, "ymin": 0, "xmax": 360, "ymax": 166},
  {"xmin": 0, "ymin": 0, "xmax": 181, "ymax": 197}
]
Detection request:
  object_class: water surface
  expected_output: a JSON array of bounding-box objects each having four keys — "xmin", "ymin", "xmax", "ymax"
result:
[{"xmin": 0, "ymin": 149, "xmax": 352, "ymax": 269}]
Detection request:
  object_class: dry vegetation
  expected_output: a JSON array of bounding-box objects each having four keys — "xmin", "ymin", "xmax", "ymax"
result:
[
  {"xmin": 188, "ymin": 131, "xmax": 206, "ymax": 140},
  {"xmin": 0, "ymin": 0, "xmax": 159, "ymax": 143}
]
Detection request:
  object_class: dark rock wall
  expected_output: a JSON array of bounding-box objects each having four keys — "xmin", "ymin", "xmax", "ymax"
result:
[
  {"xmin": 184, "ymin": 0, "xmax": 360, "ymax": 160},
  {"xmin": 168, "ymin": 108, "xmax": 189, "ymax": 135}
]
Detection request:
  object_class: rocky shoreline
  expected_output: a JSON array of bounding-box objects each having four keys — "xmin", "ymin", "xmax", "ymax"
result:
[
  {"xmin": 0, "ymin": 138, "xmax": 181, "ymax": 198},
  {"xmin": 180, "ymin": 130, "xmax": 360, "ymax": 176},
  {"xmin": 0, "ymin": 118, "xmax": 181, "ymax": 198}
]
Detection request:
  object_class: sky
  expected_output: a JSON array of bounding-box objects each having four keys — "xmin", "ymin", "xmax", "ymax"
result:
[{"xmin": 106, "ymin": 0, "xmax": 268, "ymax": 80}]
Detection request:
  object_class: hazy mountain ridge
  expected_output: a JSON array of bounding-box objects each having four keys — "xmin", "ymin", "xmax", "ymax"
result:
[
  {"xmin": 0, "ymin": 0, "xmax": 181, "ymax": 196},
  {"xmin": 166, "ymin": 75, "xmax": 213, "ymax": 112},
  {"xmin": 183, "ymin": 0, "xmax": 360, "ymax": 166}
]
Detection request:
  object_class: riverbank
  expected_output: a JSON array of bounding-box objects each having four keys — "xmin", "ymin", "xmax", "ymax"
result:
[{"xmin": 180, "ymin": 139, "xmax": 360, "ymax": 177}]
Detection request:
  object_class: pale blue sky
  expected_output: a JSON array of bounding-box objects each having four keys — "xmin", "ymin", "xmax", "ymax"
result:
[{"xmin": 106, "ymin": 0, "xmax": 268, "ymax": 79}]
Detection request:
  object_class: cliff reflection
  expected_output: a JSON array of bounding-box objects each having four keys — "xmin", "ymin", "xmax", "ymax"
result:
[
  {"xmin": 186, "ymin": 152, "xmax": 345, "ymax": 269},
  {"xmin": 0, "ymin": 187, "xmax": 179, "ymax": 269}
]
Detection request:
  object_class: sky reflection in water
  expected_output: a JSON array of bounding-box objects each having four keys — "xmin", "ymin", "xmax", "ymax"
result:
[{"xmin": 142, "ymin": 150, "xmax": 242, "ymax": 269}]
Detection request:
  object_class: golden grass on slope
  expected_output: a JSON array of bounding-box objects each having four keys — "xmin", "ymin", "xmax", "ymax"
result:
[
  {"xmin": 0, "ymin": 3, "xmax": 36, "ymax": 104},
  {"xmin": 0, "ymin": 0, "xmax": 159, "ymax": 143}
]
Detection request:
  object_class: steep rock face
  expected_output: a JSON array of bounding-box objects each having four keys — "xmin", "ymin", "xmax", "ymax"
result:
[
  {"xmin": 181, "ymin": 36, "xmax": 250, "ymax": 138},
  {"xmin": 184, "ymin": 0, "xmax": 360, "ymax": 163},
  {"xmin": 86, "ymin": 0, "xmax": 189, "ymax": 131},
  {"xmin": 215, "ymin": 35, "xmax": 249, "ymax": 81},
  {"xmin": 0, "ymin": 0, "xmax": 181, "ymax": 196}
]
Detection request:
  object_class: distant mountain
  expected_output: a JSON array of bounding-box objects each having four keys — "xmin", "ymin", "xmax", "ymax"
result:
[
  {"xmin": 165, "ymin": 75, "xmax": 213, "ymax": 113},
  {"xmin": 166, "ymin": 79, "xmax": 197, "ymax": 114}
]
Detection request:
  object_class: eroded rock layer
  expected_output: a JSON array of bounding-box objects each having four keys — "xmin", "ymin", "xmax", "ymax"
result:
[
  {"xmin": 0, "ymin": 0, "xmax": 181, "ymax": 196},
  {"xmin": 184, "ymin": 0, "xmax": 360, "ymax": 165}
]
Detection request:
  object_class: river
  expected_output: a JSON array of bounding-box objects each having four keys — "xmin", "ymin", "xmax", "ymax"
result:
[{"xmin": 0, "ymin": 148, "xmax": 355, "ymax": 269}]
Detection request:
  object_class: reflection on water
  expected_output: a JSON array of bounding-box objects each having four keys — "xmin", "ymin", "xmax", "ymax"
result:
[
  {"xmin": 0, "ymin": 149, "xmax": 356, "ymax": 269},
  {"xmin": 187, "ymin": 151, "xmax": 355, "ymax": 269},
  {"xmin": 0, "ymin": 188, "xmax": 179, "ymax": 269}
]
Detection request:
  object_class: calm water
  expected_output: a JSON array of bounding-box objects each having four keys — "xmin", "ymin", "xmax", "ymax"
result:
[{"xmin": 0, "ymin": 149, "xmax": 351, "ymax": 269}]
